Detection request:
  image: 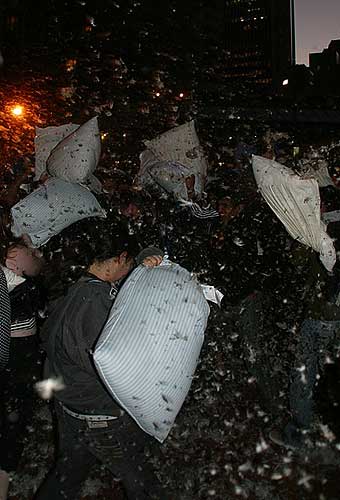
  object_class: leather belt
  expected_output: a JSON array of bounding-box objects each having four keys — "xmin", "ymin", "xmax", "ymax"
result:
[{"xmin": 60, "ymin": 402, "xmax": 124, "ymax": 421}]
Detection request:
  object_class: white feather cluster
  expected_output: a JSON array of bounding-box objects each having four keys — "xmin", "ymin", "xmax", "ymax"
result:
[{"xmin": 35, "ymin": 377, "xmax": 65, "ymax": 400}]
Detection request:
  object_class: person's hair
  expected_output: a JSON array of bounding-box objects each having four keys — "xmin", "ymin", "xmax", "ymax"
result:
[
  {"xmin": 118, "ymin": 190, "xmax": 144, "ymax": 210},
  {"xmin": 0, "ymin": 205, "xmax": 22, "ymax": 265},
  {"xmin": 42, "ymin": 217, "xmax": 139, "ymax": 299}
]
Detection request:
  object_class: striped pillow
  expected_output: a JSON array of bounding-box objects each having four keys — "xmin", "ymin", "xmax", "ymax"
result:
[
  {"xmin": 94, "ymin": 261, "xmax": 210, "ymax": 442},
  {"xmin": 11, "ymin": 178, "xmax": 106, "ymax": 247}
]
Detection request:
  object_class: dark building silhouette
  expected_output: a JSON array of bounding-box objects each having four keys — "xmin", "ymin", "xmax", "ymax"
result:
[
  {"xmin": 224, "ymin": 0, "xmax": 295, "ymax": 87},
  {"xmin": 0, "ymin": 0, "xmax": 296, "ymax": 95},
  {"xmin": 309, "ymin": 39, "xmax": 340, "ymax": 95}
]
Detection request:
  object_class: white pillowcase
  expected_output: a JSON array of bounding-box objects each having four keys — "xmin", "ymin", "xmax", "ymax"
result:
[
  {"xmin": 46, "ymin": 116, "xmax": 102, "ymax": 192},
  {"xmin": 252, "ymin": 155, "xmax": 336, "ymax": 272},
  {"xmin": 35, "ymin": 123, "xmax": 79, "ymax": 181},
  {"xmin": 11, "ymin": 178, "xmax": 106, "ymax": 247},
  {"xmin": 144, "ymin": 121, "xmax": 208, "ymax": 197},
  {"xmin": 35, "ymin": 117, "xmax": 102, "ymax": 192},
  {"xmin": 137, "ymin": 149, "xmax": 192, "ymax": 200},
  {"xmin": 94, "ymin": 261, "xmax": 210, "ymax": 442}
]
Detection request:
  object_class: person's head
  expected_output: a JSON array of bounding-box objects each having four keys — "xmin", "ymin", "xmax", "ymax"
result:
[
  {"xmin": 217, "ymin": 197, "xmax": 243, "ymax": 223},
  {"xmin": 43, "ymin": 217, "xmax": 139, "ymax": 293},
  {"xmin": 88, "ymin": 250, "xmax": 133, "ymax": 283},
  {"xmin": 118, "ymin": 190, "xmax": 143, "ymax": 220},
  {"xmin": 84, "ymin": 220, "xmax": 136, "ymax": 282}
]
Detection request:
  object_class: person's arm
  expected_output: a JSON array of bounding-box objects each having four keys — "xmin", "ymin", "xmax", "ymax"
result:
[
  {"xmin": 0, "ymin": 268, "xmax": 11, "ymax": 371},
  {"xmin": 0, "ymin": 178, "xmax": 23, "ymax": 207},
  {"xmin": 0, "ymin": 165, "xmax": 33, "ymax": 208},
  {"xmin": 321, "ymin": 302, "xmax": 340, "ymax": 321},
  {"xmin": 307, "ymin": 295, "xmax": 340, "ymax": 321}
]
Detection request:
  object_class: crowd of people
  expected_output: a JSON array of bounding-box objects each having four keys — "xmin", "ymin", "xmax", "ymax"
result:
[{"xmin": 1, "ymin": 127, "xmax": 340, "ymax": 500}]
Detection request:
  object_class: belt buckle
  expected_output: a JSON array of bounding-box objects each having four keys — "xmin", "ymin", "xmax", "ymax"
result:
[{"xmin": 87, "ymin": 420, "xmax": 109, "ymax": 429}]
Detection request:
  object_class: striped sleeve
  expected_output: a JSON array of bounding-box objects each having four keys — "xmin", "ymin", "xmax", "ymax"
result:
[
  {"xmin": 178, "ymin": 198, "xmax": 220, "ymax": 220},
  {"xmin": 0, "ymin": 268, "xmax": 11, "ymax": 371},
  {"xmin": 189, "ymin": 203, "xmax": 220, "ymax": 220}
]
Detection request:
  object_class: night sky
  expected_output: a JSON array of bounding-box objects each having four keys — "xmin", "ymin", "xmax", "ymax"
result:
[{"xmin": 296, "ymin": 0, "xmax": 340, "ymax": 65}]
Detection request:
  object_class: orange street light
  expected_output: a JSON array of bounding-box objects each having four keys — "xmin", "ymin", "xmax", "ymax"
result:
[{"xmin": 11, "ymin": 105, "xmax": 24, "ymax": 117}]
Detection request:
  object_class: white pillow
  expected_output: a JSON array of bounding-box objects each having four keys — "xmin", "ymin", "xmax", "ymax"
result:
[
  {"xmin": 94, "ymin": 261, "xmax": 210, "ymax": 442},
  {"xmin": 35, "ymin": 123, "xmax": 79, "ymax": 181},
  {"xmin": 46, "ymin": 117, "xmax": 102, "ymax": 192},
  {"xmin": 252, "ymin": 155, "xmax": 336, "ymax": 272},
  {"xmin": 137, "ymin": 149, "xmax": 192, "ymax": 200},
  {"xmin": 144, "ymin": 121, "xmax": 207, "ymax": 197},
  {"xmin": 11, "ymin": 178, "xmax": 106, "ymax": 247}
]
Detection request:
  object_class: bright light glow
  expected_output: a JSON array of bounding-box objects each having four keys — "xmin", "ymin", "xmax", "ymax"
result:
[
  {"xmin": 155, "ymin": 92, "xmax": 161, "ymax": 97},
  {"xmin": 179, "ymin": 92, "xmax": 184, "ymax": 98},
  {"xmin": 282, "ymin": 79, "xmax": 289, "ymax": 86},
  {"xmin": 11, "ymin": 105, "xmax": 24, "ymax": 117},
  {"xmin": 65, "ymin": 58, "xmax": 77, "ymax": 72}
]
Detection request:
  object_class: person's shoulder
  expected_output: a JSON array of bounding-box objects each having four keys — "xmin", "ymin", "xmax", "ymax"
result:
[
  {"xmin": 47, "ymin": 277, "xmax": 110, "ymax": 317},
  {"xmin": 70, "ymin": 276, "xmax": 109, "ymax": 295}
]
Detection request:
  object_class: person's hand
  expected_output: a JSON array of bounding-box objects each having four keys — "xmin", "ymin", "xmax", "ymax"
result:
[
  {"xmin": 142, "ymin": 255, "xmax": 163, "ymax": 267},
  {"xmin": 39, "ymin": 171, "xmax": 49, "ymax": 184}
]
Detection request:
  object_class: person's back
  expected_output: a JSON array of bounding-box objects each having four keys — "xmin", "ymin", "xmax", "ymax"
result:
[
  {"xmin": 35, "ymin": 218, "xmax": 169, "ymax": 500},
  {"xmin": 42, "ymin": 274, "xmax": 122, "ymax": 416}
]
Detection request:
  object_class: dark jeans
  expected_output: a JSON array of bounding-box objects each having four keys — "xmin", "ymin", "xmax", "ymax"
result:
[
  {"xmin": 284, "ymin": 319, "xmax": 340, "ymax": 446},
  {"xmin": 0, "ymin": 335, "xmax": 42, "ymax": 471},
  {"xmin": 34, "ymin": 401, "xmax": 168, "ymax": 500},
  {"xmin": 289, "ymin": 319, "xmax": 340, "ymax": 427}
]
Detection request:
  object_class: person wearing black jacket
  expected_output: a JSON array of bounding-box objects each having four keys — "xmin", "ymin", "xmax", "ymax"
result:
[{"xmin": 35, "ymin": 219, "xmax": 168, "ymax": 500}]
